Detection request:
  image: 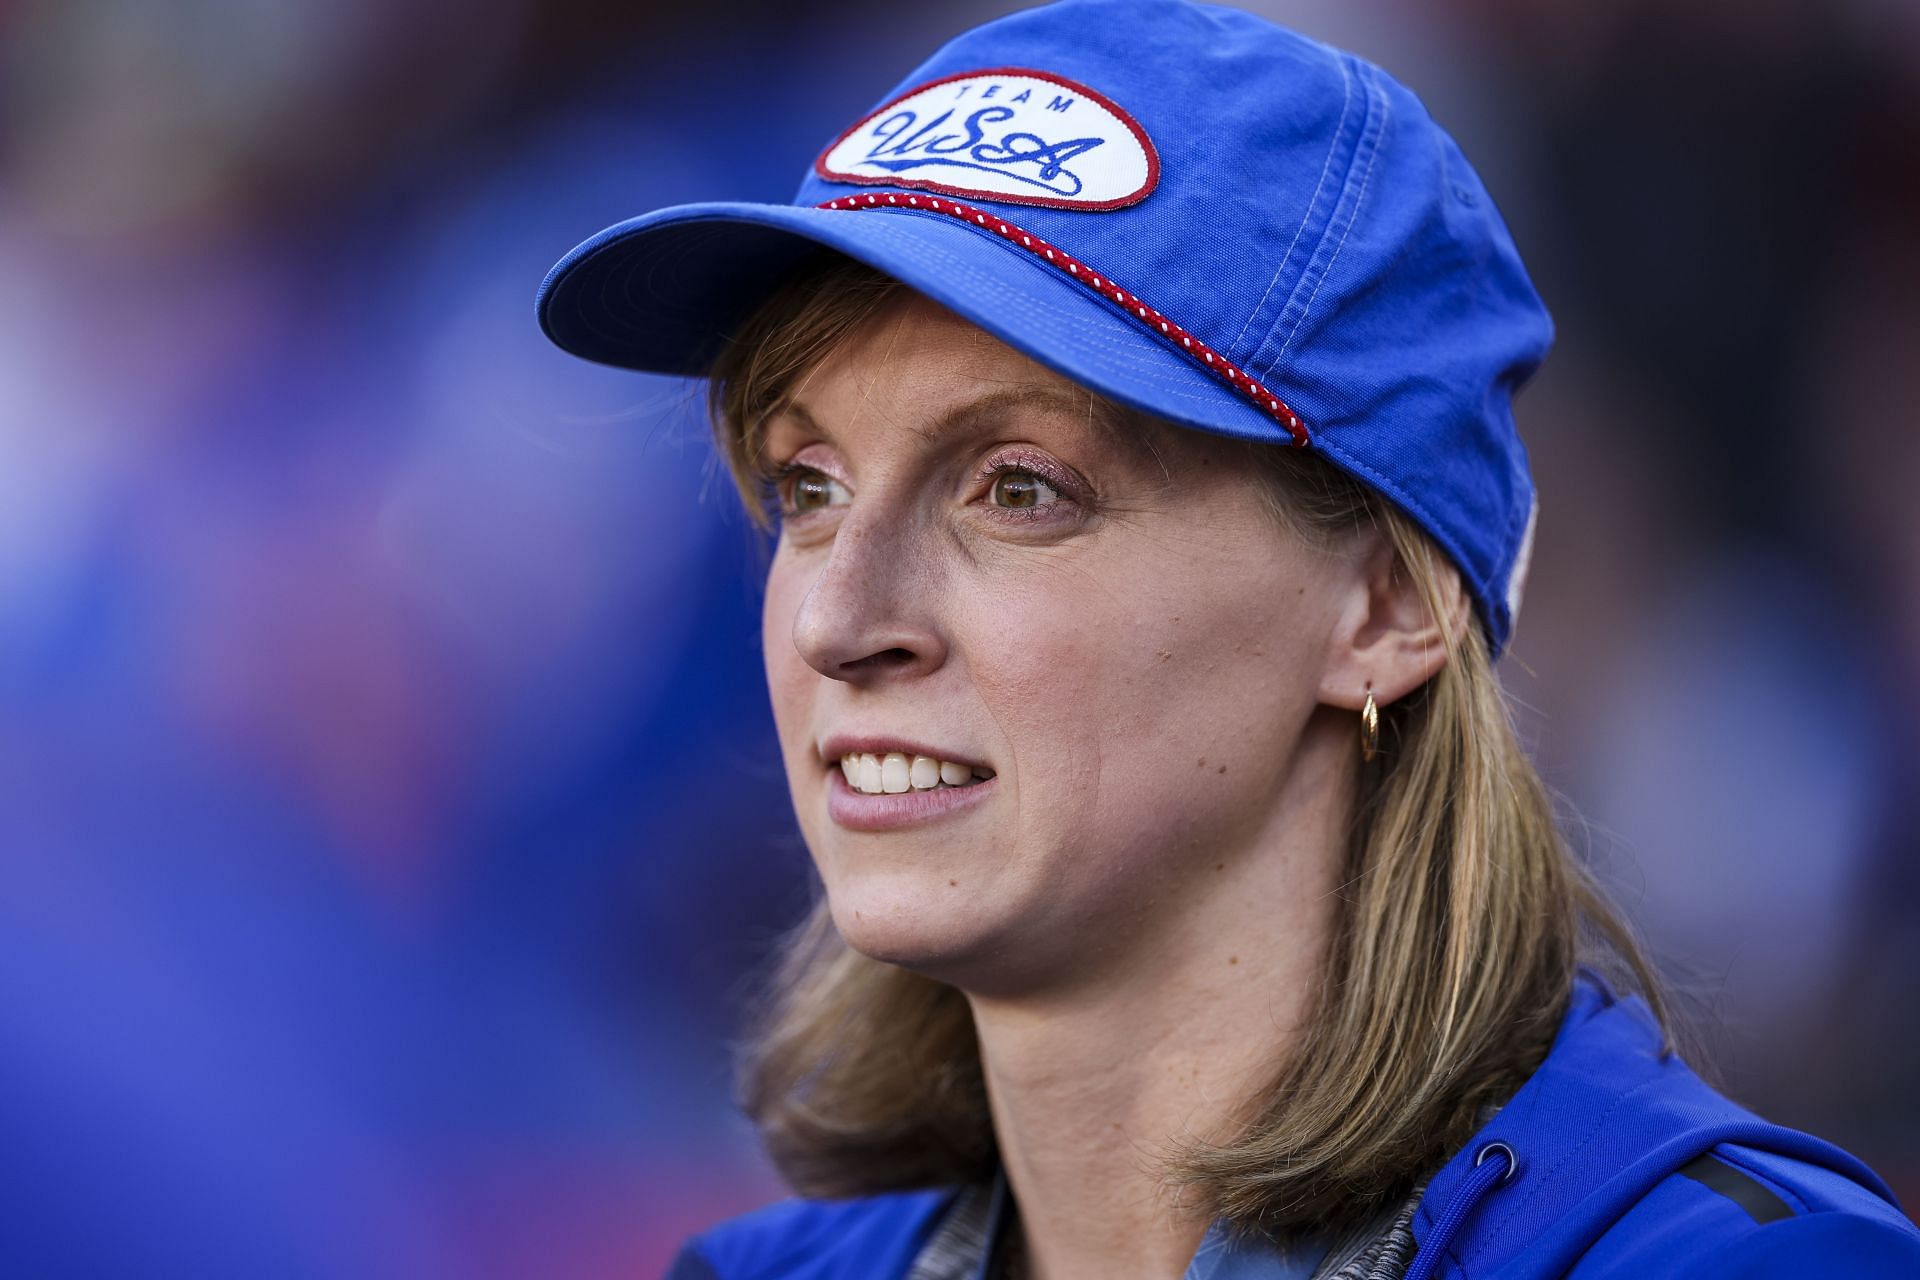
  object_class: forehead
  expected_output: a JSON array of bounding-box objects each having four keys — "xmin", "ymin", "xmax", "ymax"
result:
[{"xmin": 773, "ymin": 290, "xmax": 1169, "ymax": 465}]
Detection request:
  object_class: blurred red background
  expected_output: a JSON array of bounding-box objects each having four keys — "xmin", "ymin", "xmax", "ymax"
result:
[{"xmin": 2, "ymin": 0, "xmax": 1915, "ymax": 1274}]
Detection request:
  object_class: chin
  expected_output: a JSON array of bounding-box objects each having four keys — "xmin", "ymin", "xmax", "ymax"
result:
[{"xmin": 822, "ymin": 873, "xmax": 1005, "ymax": 979}]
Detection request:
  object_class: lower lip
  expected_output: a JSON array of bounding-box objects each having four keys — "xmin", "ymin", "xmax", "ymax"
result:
[{"xmin": 824, "ymin": 767, "xmax": 997, "ymax": 831}]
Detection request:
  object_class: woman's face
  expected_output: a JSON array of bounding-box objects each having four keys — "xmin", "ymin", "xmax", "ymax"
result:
[{"xmin": 759, "ymin": 292, "xmax": 1363, "ymax": 996}]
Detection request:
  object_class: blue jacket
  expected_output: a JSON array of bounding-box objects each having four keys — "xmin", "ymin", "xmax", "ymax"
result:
[{"xmin": 666, "ymin": 976, "xmax": 1920, "ymax": 1278}]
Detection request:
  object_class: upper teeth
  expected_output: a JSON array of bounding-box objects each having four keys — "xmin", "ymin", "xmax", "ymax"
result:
[{"xmin": 840, "ymin": 752, "xmax": 987, "ymax": 795}]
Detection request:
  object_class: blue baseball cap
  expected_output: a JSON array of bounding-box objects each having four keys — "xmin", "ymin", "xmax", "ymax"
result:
[{"xmin": 537, "ymin": 0, "xmax": 1550, "ymax": 653}]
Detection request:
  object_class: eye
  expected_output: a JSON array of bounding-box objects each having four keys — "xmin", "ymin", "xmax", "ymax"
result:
[
  {"xmin": 780, "ymin": 466, "xmax": 851, "ymax": 515},
  {"xmin": 988, "ymin": 468, "xmax": 1059, "ymax": 510}
]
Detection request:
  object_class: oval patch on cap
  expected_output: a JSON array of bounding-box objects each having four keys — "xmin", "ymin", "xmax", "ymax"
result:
[{"xmin": 816, "ymin": 67, "xmax": 1159, "ymax": 211}]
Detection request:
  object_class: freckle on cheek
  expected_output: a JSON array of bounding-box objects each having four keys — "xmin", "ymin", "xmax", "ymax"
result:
[
  {"xmin": 948, "ymin": 879, "xmax": 958, "ymax": 887},
  {"xmin": 1218, "ymin": 764, "xmax": 1227, "ymax": 774},
  {"xmin": 1196, "ymin": 757, "xmax": 1206, "ymax": 768},
  {"xmin": 1229, "ymin": 955, "xmax": 1239, "ymax": 966}
]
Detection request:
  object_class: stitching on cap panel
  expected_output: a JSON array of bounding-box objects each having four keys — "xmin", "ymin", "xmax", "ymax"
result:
[
  {"xmin": 1276, "ymin": 60, "xmax": 1390, "ymax": 367},
  {"xmin": 1226, "ymin": 56, "xmax": 1354, "ymax": 356}
]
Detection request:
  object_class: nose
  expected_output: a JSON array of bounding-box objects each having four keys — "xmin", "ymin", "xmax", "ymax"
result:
[{"xmin": 789, "ymin": 511, "xmax": 949, "ymax": 685}]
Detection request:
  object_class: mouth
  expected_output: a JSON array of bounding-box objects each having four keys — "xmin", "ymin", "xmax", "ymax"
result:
[
  {"xmin": 832, "ymin": 750, "xmax": 995, "ymax": 796},
  {"xmin": 816, "ymin": 737, "xmax": 998, "ymax": 832},
  {"xmin": 823, "ymin": 765, "xmax": 997, "ymax": 832}
]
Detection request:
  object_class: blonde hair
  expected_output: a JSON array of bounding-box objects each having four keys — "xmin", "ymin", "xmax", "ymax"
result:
[{"xmin": 706, "ymin": 253, "xmax": 1669, "ymax": 1233}]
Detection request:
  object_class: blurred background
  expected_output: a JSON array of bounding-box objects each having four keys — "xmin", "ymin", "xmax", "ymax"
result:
[{"xmin": 1, "ymin": 0, "xmax": 1915, "ymax": 1274}]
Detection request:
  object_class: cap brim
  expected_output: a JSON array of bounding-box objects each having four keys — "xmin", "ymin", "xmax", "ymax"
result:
[{"xmin": 535, "ymin": 201, "xmax": 1286, "ymax": 444}]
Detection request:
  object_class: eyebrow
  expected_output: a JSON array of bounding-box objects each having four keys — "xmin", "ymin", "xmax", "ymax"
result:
[{"xmin": 775, "ymin": 383, "xmax": 1159, "ymax": 461}]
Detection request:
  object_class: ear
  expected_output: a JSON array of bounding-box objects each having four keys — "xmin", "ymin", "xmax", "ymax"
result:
[{"xmin": 1317, "ymin": 528, "xmax": 1470, "ymax": 712}]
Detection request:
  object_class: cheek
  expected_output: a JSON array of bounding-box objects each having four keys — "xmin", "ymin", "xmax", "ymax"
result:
[
  {"xmin": 760, "ymin": 555, "xmax": 814, "ymax": 755},
  {"xmin": 973, "ymin": 552, "xmax": 1330, "ymax": 864}
]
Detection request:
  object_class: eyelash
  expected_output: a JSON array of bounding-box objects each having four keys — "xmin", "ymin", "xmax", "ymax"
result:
[
  {"xmin": 762, "ymin": 453, "xmax": 1082, "ymax": 524},
  {"xmin": 973, "ymin": 455, "xmax": 1074, "ymax": 523}
]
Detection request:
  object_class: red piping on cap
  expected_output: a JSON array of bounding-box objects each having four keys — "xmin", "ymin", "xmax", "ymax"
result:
[{"xmin": 816, "ymin": 193, "xmax": 1310, "ymax": 447}]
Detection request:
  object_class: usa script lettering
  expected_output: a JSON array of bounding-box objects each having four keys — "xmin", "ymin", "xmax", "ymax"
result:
[{"xmin": 860, "ymin": 103, "xmax": 1106, "ymax": 198}]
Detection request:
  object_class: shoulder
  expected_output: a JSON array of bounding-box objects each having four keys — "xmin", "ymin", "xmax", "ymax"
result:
[
  {"xmin": 663, "ymin": 1188, "xmax": 956, "ymax": 1280},
  {"xmin": 1429, "ymin": 976, "xmax": 1920, "ymax": 1279},
  {"xmin": 1569, "ymin": 1142, "xmax": 1920, "ymax": 1279}
]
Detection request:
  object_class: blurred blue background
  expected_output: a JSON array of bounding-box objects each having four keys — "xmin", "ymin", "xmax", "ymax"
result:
[{"xmin": 2, "ymin": 0, "xmax": 1915, "ymax": 1274}]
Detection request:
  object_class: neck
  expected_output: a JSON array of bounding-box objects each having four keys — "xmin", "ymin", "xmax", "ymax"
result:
[{"xmin": 965, "ymin": 743, "xmax": 1346, "ymax": 1280}]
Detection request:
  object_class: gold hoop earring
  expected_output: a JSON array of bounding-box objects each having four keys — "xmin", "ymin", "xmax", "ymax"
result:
[{"xmin": 1360, "ymin": 689, "xmax": 1380, "ymax": 763}]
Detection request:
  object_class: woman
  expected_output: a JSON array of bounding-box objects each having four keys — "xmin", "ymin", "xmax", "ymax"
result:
[{"xmin": 536, "ymin": 2, "xmax": 1920, "ymax": 1276}]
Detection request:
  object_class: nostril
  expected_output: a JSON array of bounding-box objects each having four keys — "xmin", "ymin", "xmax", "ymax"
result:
[{"xmin": 846, "ymin": 647, "xmax": 917, "ymax": 673}]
